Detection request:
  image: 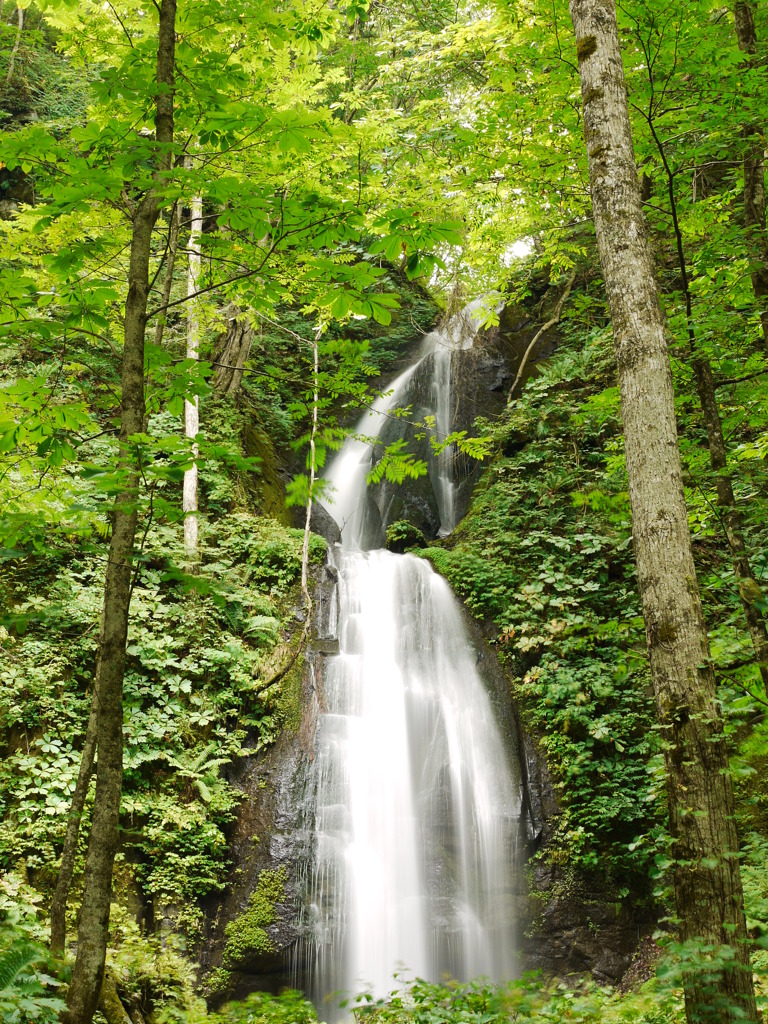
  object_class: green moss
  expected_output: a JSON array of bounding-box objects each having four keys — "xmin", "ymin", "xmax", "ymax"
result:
[
  {"xmin": 582, "ymin": 85, "xmax": 604, "ymax": 106},
  {"xmin": 242, "ymin": 422, "xmax": 290, "ymax": 524},
  {"xmin": 275, "ymin": 656, "xmax": 304, "ymax": 733},
  {"xmin": 576, "ymin": 34, "xmax": 598, "ymax": 63},
  {"xmin": 655, "ymin": 620, "xmax": 678, "ymax": 644},
  {"xmin": 204, "ymin": 967, "xmax": 233, "ymax": 997},
  {"xmin": 386, "ymin": 519, "xmax": 427, "ymax": 553},
  {"xmin": 222, "ymin": 866, "xmax": 287, "ymax": 969}
]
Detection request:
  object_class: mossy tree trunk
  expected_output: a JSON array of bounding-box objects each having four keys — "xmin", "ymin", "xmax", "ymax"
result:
[
  {"xmin": 62, "ymin": 3, "xmax": 177, "ymax": 1022},
  {"xmin": 567, "ymin": 1, "xmax": 757, "ymax": 1021},
  {"xmin": 690, "ymin": 358, "xmax": 768, "ymax": 689},
  {"xmin": 212, "ymin": 305, "xmax": 254, "ymax": 396}
]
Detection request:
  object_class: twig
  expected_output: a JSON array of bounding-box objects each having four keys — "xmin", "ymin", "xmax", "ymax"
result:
[
  {"xmin": 301, "ymin": 324, "xmax": 323, "ymax": 613},
  {"xmin": 719, "ymin": 668, "xmax": 768, "ymax": 708},
  {"xmin": 714, "ymin": 368, "xmax": 768, "ymax": 390},
  {"xmin": 6, "ymin": 6, "xmax": 23, "ymax": 86},
  {"xmin": 507, "ymin": 269, "xmax": 576, "ymax": 402}
]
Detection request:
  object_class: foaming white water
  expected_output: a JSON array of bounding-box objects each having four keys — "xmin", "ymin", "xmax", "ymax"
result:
[
  {"xmin": 321, "ymin": 300, "xmax": 487, "ymax": 546},
  {"xmin": 431, "ymin": 347, "xmax": 456, "ymax": 536},
  {"xmin": 302, "ymin": 298, "xmax": 519, "ymax": 1020},
  {"xmin": 306, "ymin": 550, "xmax": 520, "ymax": 1019},
  {"xmin": 321, "ymin": 365, "xmax": 417, "ymax": 549}
]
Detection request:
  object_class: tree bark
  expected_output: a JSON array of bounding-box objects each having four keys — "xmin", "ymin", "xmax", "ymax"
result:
[
  {"xmin": 63, "ymin": 3, "xmax": 176, "ymax": 1022},
  {"xmin": 5, "ymin": 6, "xmax": 24, "ymax": 86},
  {"xmin": 568, "ymin": 2, "xmax": 757, "ymax": 1021},
  {"xmin": 183, "ymin": 194, "xmax": 203, "ymax": 555},
  {"xmin": 152, "ymin": 201, "xmax": 182, "ymax": 348},
  {"xmin": 733, "ymin": 1, "xmax": 768, "ymax": 345},
  {"xmin": 97, "ymin": 969, "xmax": 132, "ymax": 1024},
  {"xmin": 49, "ymin": 689, "xmax": 98, "ymax": 953},
  {"xmin": 212, "ymin": 305, "xmax": 254, "ymax": 396}
]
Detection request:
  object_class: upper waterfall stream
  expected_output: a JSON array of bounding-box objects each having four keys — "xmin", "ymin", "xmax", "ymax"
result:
[{"xmin": 299, "ymin": 305, "xmax": 522, "ymax": 1020}]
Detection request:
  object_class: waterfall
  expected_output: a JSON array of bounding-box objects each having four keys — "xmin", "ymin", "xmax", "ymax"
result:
[
  {"xmin": 301, "ymin": 303, "xmax": 521, "ymax": 1020},
  {"xmin": 425, "ymin": 297, "xmax": 488, "ymax": 538}
]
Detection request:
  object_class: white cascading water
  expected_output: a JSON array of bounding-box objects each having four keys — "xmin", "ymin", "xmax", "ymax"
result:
[
  {"xmin": 303, "ymin": 303, "xmax": 521, "ymax": 1020},
  {"xmin": 425, "ymin": 297, "xmax": 488, "ymax": 537}
]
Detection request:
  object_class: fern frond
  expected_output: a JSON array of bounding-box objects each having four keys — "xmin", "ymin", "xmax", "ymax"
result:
[{"xmin": 0, "ymin": 943, "xmax": 42, "ymax": 992}]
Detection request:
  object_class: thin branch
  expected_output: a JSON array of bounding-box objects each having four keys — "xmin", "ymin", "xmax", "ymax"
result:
[
  {"xmin": 507, "ymin": 269, "xmax": 576, "ymax": 402},
  {"xmin": 104, "ymin": 2, "xmax": 134, "ymax": 48},
  {"xmin": 714, "ymin": 368, "xmax": 768, "ymax": 389},
  {"xmin": 301, "ymin": 324, "xmax": 322, "ymax": 613},
  {"xmin": 719, "ymin": 667, "xmax": 768, "ymax": 708},
  {"xmin": 5, "ymin": 6, "xmax": 23, "ymax": 86}
]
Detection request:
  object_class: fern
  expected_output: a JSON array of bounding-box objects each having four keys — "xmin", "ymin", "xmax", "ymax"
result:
[{"xmin": 0, "ymin": 943, "xmax": 41, "ymax": 992}]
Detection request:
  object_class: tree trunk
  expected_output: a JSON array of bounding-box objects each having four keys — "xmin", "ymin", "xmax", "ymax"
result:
[
  {"xmin": 568, "ymin": 2, "xmax": 757, "ymax": 1021},
  {"xmin": 98, "ymin": 969, "xmax": 132, "ymax": 1024},
  {"xmin": 63, "ymin": 3, "xmax": 176, "ymax": 1022},
  {"xmin": 152, "ymin": 201, "xmax": 182, "ymax": 348},
  {"xmin": 183, "ymin": 194, "xmax": 203, "ymax": 555},
  {"xmin": 691, "ymin": 359, "xmax": 768, "ymax": 690},
  {"xmin": 642, "ymin": 106, "xmax": 768, "ymax": 692},
  {"xmin": 734, "ymin": 1, "xmax": 768, "ymax": 345},
  {"xmin": 212, "ymin": 305, "xmax": 254, "ymax": 396},
  {"xmin": 5, "ymin": 6, "xmax": 24, "ymax": 86},
  {"xmin": 49, "ymin": 688, "xmax": 98, "ymax": 953}
]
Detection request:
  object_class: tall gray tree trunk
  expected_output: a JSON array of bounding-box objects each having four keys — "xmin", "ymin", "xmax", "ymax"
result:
[
  {"xmin": 5, "ymin": 6, "xmax": 24, "ymax": 86},
  {"xmin": 50, "ymin": 206, "xmax": 183, "ymax": 961},
  {"xmin": 63, "ymin": 2, "xmax": 177, "ymax": 1021},
  {"xmin": 691, "ymin": 359, "xmax": 768, "ymax": 689},
  {"xmin": 734, "ymin": 1, "xmax": 768, "ymax": 345},
  {"xmin": 567, "ymin": 2, "xmax": 757, "ymax": 1021},
  {"xmin": 152, "ymin": 201, "xmax": 182, "ymax": 348}
]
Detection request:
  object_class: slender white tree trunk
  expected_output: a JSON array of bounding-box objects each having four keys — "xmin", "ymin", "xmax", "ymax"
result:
[{"xmin": 183, "ymin": 194, "xmax": 203, "ymax": 555}]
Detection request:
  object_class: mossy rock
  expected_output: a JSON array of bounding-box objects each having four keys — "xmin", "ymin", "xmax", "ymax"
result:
[
  {"xmin": 385, "ymin": 520, "xmax": 427, "ymax": 553},
  {"xmin": 222, "ymin": 866, "xmax": 287, "ymax": 970},
  {"xmin": 242, "ymin": 421, "xmax": 290, "ymax": 524}
]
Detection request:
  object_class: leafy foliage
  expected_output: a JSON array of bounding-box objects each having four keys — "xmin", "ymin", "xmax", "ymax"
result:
[
  {"xmin": 0, "ymin": 393, "xmax": 325, "ymax": 930},
  {"xmin": 0, "ymin": 875, "xmax": 65, "ymax": 1023}
]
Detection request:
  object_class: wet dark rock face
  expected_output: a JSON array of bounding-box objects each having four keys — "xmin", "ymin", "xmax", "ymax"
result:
[
  {"xmin": 198, "ymin": 725, "xmax": 309, "ymax": 998},
  {"xmin": 295, "ymin": 501, "xmax": 342, "ymax": 547},
  {"xmin": 523, "ymin": 857, "xmax": 651, "ymax": 983},
  {"xmin": 518, "ymin": 730, "xmax": 654, "ymax": 983},
  {"xmin": 199, "ymin": 565, "xmax": 338, "ymax": 1001}
]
